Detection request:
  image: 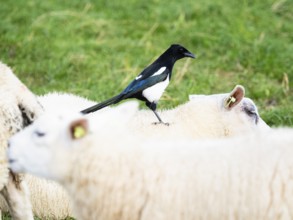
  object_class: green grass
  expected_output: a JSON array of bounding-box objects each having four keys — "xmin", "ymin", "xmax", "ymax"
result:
[
  {"xmin": 0, "ymin": 1, "xmax": 292, "ymax": 219},
  {"xmin": 1, "ymin": 0, "xmax": 292, "ymax": 128}
]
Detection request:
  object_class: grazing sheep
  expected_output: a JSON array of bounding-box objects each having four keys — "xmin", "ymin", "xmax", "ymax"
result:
[
  {"xmin": 121, "ymin": 85, "xmax": 270, "ymax": 139},
  {"xmin": 0, "ymin": 61, "xmax": 73, "ymax": 219},
  {"xmin": 7, "ymin": 104, "xmax": 293, "ymax": 220}
]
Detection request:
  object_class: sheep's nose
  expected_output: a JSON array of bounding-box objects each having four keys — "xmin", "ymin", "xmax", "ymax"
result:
[{"xmin": 7, "ymin": 140, "xmax": 11, "ymax": 148}]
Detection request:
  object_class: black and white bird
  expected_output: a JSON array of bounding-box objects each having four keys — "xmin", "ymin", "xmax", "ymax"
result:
[{"xmin": 81, "ymin": 44, "xmax": 195, "ymax": 124}]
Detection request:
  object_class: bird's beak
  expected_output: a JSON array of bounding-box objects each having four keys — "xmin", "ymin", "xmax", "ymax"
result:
[{"xmin": 184, "ymin": 51, "xmax": 196, "ymax": 59}]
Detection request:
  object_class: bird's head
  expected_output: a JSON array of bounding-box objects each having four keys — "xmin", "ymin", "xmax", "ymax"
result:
[{"xmin": 170, "ymin": 44, "xmax": 196, "ymax": 60}]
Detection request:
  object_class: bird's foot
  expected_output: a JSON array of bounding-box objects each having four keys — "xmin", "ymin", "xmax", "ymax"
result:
[{"xmin": 152, "ymin": 121, "xmax": 170, "ymax": 126}]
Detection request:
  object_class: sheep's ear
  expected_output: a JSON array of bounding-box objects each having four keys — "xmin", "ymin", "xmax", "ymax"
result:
[
  {"xmin": 17, "ymin": 89, "xmax": 44, "ymax": 128},
  {"xmin": 69, "ymin": 118, "xmax": 89, "ymax": 140},
  {"xmin": 224, "ymin": 85, "xmax": 245, "ymax": 110}
]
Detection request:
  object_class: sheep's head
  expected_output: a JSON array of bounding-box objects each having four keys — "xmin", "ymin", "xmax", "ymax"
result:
[
  {"xmin": 7, "ymin": 113, "xmax": 82, "ymax": 180},
  {"xmin": 188, "ymin": 85, "xmax": 269, "ymax": 135},
  {"xmin": 222, "ymin": 85, "xmax": 266, "ymax": 127},
  {"xmin": 7, "ymin": 101, "xmax": 139, "ymax": 181}
]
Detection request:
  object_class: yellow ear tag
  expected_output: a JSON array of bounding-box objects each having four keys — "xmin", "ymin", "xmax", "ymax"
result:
[
  {"xmin": 73, "ymin": 125, "xmax": 87, "ymax": 139},
  {"xmin": 225, "ymin": 96, "xmax": 236, "ymax": 108}
]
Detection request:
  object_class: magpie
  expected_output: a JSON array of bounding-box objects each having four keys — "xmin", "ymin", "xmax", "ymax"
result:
[{"xmin": 81, "ymin": 44, "xmax": 195, "ymax": 124}]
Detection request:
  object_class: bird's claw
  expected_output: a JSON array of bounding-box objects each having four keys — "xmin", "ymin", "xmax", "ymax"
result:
[{"xmin": 152, "ymin": 121, "xmax": 170, "ymax": 126}]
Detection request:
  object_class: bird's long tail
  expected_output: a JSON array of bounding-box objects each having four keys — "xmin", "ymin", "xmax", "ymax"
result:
[{"xmin": 80, "ymin": 94, "xmax": 123, "ymax": 114}]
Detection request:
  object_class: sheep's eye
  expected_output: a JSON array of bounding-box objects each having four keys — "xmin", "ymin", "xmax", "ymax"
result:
[
  {"xmin": 243, "ymin": 106, "xmax": 259, "ymax": 124},
  {"xmin": 34, "ymin": 131, "xmax": 46, "ymax": 137}
]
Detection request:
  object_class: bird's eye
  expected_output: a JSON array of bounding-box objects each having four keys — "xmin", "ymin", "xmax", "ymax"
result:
[{"xmin": 34, "ymin": 130, "xmax": 46, "ymax": 137}]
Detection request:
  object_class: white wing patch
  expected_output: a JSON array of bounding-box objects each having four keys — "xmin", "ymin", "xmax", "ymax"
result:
[
  {"xmin": 135, "ymin": 67, "xmax": 166, "ymax": 80},
  {"xmin": 135, "ymin": 75, "xmax": 142, "ymax": 80},
  {"xmin": 152, "ymin": 67, "xmax": 166, "ymax": 77}
]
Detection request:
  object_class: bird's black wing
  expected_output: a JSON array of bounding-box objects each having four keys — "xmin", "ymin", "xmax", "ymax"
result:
[
  {"xmin": 81, "ymin": 71, "xmax": 169, "ymax": 114},
  {"xmin": 122, "ymin": 71, "xmax": 169, "ymax": 99}
]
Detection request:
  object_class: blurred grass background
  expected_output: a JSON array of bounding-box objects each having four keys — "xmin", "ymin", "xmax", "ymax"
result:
[
  {"xmin": 0, "ymin": 0, "xmax": 292, "ymax": 219},
  {"xmin": 0, "ymin": 0, "xmax": 292, "ymax": 127}
]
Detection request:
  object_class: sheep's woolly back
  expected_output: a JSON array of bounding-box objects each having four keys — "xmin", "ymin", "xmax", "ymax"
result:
[
  {"xmin": 128, "ymin": 94, "xmax": 269, "ymax": 139},
  {"xmin": 0, "ymin": 148, "xmax": 8, "ymax": 191},
  {"xmin": 0, "ymin": 61, "xmax": 43, "ymax": 185},
  {"xmin": 0, "ymin": 143, "xmax": 8, "ymax": 208},
  {"xmin": 0, "ymin": 62, "xmax": 43, "ymax": 142},
  {"xmin": 0, "ymin": 61, "xmax": 44, "ymax": 219},
  {"xmin": 2, "ymin": 63, "xmax": 43, "ymax": 118},
  {"xmin": 38, "ymin": 92, "xmax": 97, "ymax": 113},
  {"xmin": 26, "ymin": 175, "xmax": 72, "ymax": 219},
  {"xmin": 62, "ymin": 128, "xmax": 293, "ymax": 220},
  {"xmin": 39, "ymin": 86, "xmax": 269, "ymax": 141},
  {"xmin": 0, "ymin": 174, "xmax": 72, "ymax": 219}
]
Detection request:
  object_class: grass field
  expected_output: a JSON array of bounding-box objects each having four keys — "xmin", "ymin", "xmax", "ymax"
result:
[{"xmin": 0, "ymin": 0, "xmax": 292, "ymax": 219}]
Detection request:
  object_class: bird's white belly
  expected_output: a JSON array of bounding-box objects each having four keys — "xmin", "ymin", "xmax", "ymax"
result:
[{"xmin": 142, "ymin": 77, "xmax": 169, "ymax": 103}]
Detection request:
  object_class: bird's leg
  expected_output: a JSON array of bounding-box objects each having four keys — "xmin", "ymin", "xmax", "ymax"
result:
[
  {"xmin": 146, "ymin": 102, "xmax": 169, "ymax": 126},
  {"xmin": 152, "ymin": 110, "xmax": 170, "ymax": 126}
]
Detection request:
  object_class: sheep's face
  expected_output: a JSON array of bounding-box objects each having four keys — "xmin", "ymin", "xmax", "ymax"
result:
[
  {"xmin": 227, "ymin": 97, "xmax": 269, "ymax": 131},
  {"xmin": 8, "ymin": 101, "xmax": 139, "ymax": 181},
  {"xmin": 7, "ymin": 112, "xmax": 87, "ymax": 181},
  {"xmin": 238, "ymin": 98, "xmax": 260, "ymax": 124}
]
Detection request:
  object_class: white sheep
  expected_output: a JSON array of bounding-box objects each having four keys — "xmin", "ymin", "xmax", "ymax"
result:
[
  {"xmin": 0, "ymin": 61, "xmax": 44, "ymax": 220},
  {"xmin": 42, "ymin": 85, "xmax": 269, "ymax": 140},
  {"xmin": 0, "ymin": 61, "xmax": 73, "ymax": 219},
  {"xmin": 7, "ymin": 104, "xmax": 293, "ymax": 220},
  {"xmin": 111, "ymin": 84, "xmax": 270, "ymax": 139}
]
